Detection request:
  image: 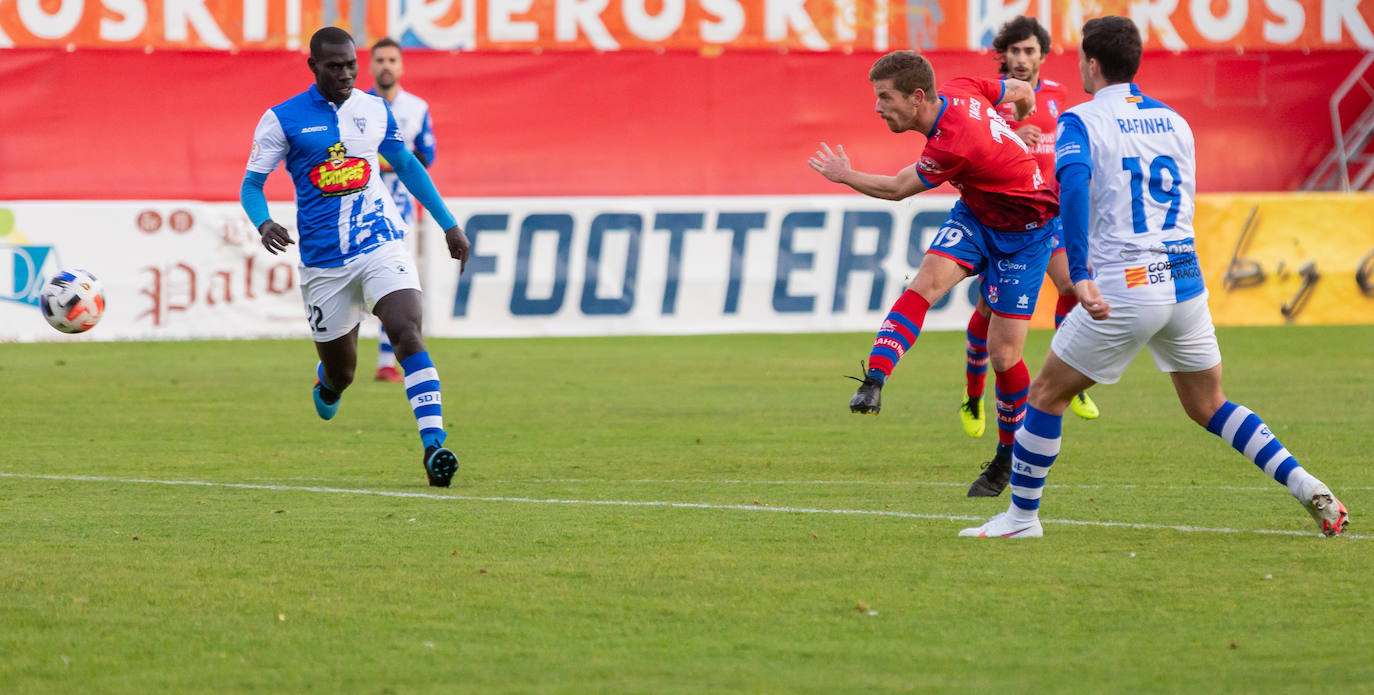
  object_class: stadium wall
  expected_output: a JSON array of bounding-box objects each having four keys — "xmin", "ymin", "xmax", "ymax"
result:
[
  {"xmin": 0, "ymin": 48, "xmax": 1369, "ymax": 199},
  {"xmin": 3, "ymin": 194, "xmax": 1372, "ymax": 342}
]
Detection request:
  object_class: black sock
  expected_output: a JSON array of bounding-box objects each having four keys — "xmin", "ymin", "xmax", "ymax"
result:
[{"xmin": 318, "ymin": 383, "xmax": 341, "ymax": 404}]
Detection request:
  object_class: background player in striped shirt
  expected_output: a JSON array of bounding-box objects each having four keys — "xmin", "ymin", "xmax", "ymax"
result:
[
  {"xmin": 959, "ymin": 16, "xmax": 1348, "ymax": 538},
  {"xmin": 240, "ymin": 27, "xmax": 471, "ymax": 488},
  {"xmin": 810, "ymin": 51, "xmax": 1058, "ymax": 482},
  {"xmin": 959, "ymin": 16, "xmax": 1101, "ymax": 460},
  {"xmin": 368, "ymin": 37, "xmax": 438, "ymax": 383}
]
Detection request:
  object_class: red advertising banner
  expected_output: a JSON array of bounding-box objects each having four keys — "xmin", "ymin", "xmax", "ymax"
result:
[
  {"xmin": 0, "ymin": 47, "xmax": 1365, "ymax": 200},
  {"xmin": 0, "ymin": 0, "xmax": 1371, "ymax": 52}
]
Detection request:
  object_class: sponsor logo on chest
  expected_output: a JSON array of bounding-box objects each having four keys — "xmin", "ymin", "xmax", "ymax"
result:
[{"xmin": 309, "ymin": 142, "xmax": 371, "ymax": 197}]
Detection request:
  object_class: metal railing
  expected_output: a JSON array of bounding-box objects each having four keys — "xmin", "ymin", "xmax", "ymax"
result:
[{"xmin": 1303, "ymin": 53, "xmax": 1374, "ymax": 191}]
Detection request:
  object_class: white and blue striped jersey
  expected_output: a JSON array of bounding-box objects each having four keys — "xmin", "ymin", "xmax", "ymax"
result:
[
  {"xmin": 1055, "ymin": 83, "xmax": 1204, "ymax": 306},
  {"xmin": 370, "ymin": 87, "xmax": 436, "ymax": 228},
  {"xmin": 247, "ymin": 85, "xmax": 405, "ymax": 268}
]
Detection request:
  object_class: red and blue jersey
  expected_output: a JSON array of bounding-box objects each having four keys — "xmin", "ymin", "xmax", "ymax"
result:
[
  {"xmin": 913, "ymin": 77, "xmax": 1059, "ymax": 232},
  {"xmin": 995, "ymin": 77, "xmax": 1070, "ymax": 191}
]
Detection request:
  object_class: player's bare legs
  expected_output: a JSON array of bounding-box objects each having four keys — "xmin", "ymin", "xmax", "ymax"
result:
[
  {"xmin": 851, "ymin": 254, "xmax": 970, "ymax": 414},
  {"xmin": 374, "ymin": 288, "xmax": 458, "ymax": 487},
  {"xmin": 1171, "ymin": 365, "xmax": 1348, "ymax": 535},
  {"xmin": 374, "ymin": 289, "xmax": 425, "ymax": 362},
  {"xmin": 909, "ymin": 254, "xmax": 973, "ymax": 309},
  {"xmin": 1168, "ymin": 363, "xmax": 1228, "ymax": 427},
  {"xmin": 312, "ymin": 326, "xmax": 360, "ymax": 420},
  {"xmin": 1027, "ymin": 349, "xmax": 1098, "ymax": 415},
  {"xmin": 1047, "ymin": 251, "xmax": 1100, "ymax": 420}
]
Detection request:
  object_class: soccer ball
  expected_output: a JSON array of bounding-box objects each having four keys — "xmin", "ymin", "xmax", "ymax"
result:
[{"xmin": 39, "ymin": 268, "xmax": 105, "ymax": 334}]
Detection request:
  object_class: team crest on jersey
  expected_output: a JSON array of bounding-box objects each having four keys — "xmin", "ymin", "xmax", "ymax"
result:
[
  {"xmin": 988, "ymin": 284, "xmax": 1000, "ymax": 304},
  {"xmin": 309, "ymin": 142, "xmax": 371, "ymax": 197},
  {"xmin": 1048, "ymin": 100, "xmax": 1059, "ymax": 117},
  {"xmin": 354, "ymin": 116, "xmax": 367, "ymax": 134}
]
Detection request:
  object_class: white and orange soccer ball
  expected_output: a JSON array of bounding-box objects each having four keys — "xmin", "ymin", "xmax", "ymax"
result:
[{"xmin": 39, "ymin": 268, "xmax": 105, "ymax": 334}]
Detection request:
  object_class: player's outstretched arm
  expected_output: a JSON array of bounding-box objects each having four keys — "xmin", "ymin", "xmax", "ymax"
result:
[
  {"xmin": 383, "ymin": 144, "xmax": 470, "ymax": 271},
  {"xmin": 808, "ymin": 143, "xmax": 928, "ymax": 200},
  {"xmin": 239, "ymin": 170, "xmax": 294, "ymax": 254},
  {"xmin": 998, "ymin": 78, "xmax": 1037, "ymax": 121}
]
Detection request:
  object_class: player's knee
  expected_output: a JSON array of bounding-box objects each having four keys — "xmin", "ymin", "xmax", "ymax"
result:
[
  {"xmin": 987, "ymin": 345, "xmax": 1022, "ymax": 373},
  {"xmin": 386, "ymin": 324, "xmax": 426, "ymax": 362},
  {"xmin": 382, "ymin": 320, "xmax": 420, "ymax": 347}
]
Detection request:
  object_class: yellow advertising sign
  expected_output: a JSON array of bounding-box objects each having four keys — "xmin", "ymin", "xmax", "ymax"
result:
[
  {"xmin": 1195, "ymin": 193, "xmax": 1374, "ymax": 326},
  {"xmin": 1027, "ymin": 193, "xmax": 1374, "ymax": 329}
]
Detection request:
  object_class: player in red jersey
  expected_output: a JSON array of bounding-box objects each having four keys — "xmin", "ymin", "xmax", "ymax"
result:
[
  {"xmin": 810, "ymin": 50, "xmax": 1058, "ymax": 482},
  {"xmin": 957, "ymin": 16, "xmax": 1101, "ymax": 496}
]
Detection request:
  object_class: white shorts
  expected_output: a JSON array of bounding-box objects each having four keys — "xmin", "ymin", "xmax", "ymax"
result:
[
  {"xmin": 1051, "ymin": 293, "xmax": 1222, "ymax": 385},
  {"xmin": 298, "ymin": 241, "xmax": 421, "ymax": 342}
]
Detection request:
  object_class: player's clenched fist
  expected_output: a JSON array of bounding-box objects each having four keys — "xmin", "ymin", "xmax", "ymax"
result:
[
  {"xmin": 1073, "ymin": 278, "xmax": 1111, "ymax": 320},
  {"xmin": 257, "ymin": 220, "xmax": 294, "ymax": 254}
]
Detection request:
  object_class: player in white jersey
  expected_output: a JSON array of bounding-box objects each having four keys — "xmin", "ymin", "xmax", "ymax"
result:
[
  {"xmin": 239, "ymin": 26, "xmax": 472, "ymax": 488},
  {"xmin": 959, "ymin": 16, "xmax": 1348, "ymax": 538},
  {"xmin": 367, "ymin": 37, "xmax": 439, "ymax": 383}
]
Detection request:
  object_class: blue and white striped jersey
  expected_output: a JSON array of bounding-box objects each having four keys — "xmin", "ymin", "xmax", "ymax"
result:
[
  {"xmin": 370, "ymin": 86, "xmax": 437, "ymax": 227},
  {"xmin": 247, "ymin": 85, "xmax": 405, "ymax": 268},
  {"xmin": 1055, "ymin": 83, "xmax": 1204, "ymax": 306}
]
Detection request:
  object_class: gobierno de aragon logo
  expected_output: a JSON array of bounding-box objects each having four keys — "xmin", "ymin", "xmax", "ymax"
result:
[{"xmin": 309, "ymin": 142, "xmax": 371, "ymax": 197}]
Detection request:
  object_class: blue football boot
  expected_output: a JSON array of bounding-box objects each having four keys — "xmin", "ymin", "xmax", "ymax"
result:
[{"xmin": 313, "ymin": 380, "xmax": 340, "ymax": 421}]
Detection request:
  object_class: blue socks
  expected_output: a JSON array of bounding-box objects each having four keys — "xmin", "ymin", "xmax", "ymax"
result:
[
  {"xmin": 1205, "ymin": 401, "xmax": 1316, "ymax": 499},
  {"xmin": 400, "ymin": 351, "xmax": 446, "ymax": 449},
  {"xmin": 1008, "ymin": 405, "xmax": 1062, "ymax": 521}
]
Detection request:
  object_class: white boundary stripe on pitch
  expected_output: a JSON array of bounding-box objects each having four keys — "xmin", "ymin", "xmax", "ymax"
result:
[
  {"xmin": 514, "ymin": 478, "xmax": 1374, "ymax": 493},
  {"xmin": 1, "ymin": 472, "xmax": 1361, "ymax": 540}
]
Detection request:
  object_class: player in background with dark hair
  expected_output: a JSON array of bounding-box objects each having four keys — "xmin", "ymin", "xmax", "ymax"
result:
[
  {"xmin": 810, "ymin": 51, "xmax": 1058, "ymax": 481},
  {"xmin": 240, "ymin": 26, "xmax": 471, "ymax": 488},
  {"xmin": 959, "ymin": 16, "xmax": 1348, "ymax": 538},
  {"xmin": 367, "ymin": 36, "xmax": 438, "ymax": 383},
  {"xmin": 958, "ymin": 16, "xmax": 1100, "ymax": 467}
]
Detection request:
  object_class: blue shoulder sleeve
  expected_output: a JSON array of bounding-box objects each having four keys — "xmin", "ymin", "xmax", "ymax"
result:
[
  {"xmin": 1058, "ymin": 163, "xmax": 1091, "ymax": 284},
  {"xmin": 415, "ymin": 109, "xmax": 436, "ymax": 167},
  {"xmin": 380, "ymin": 144, "xmax": 457, "ymax": 231},
  {"xmin": 1054, "ymin": 113, "xmax": 1092, "ymax": 177},
  {"xmin": 239, "ymin": 170, "xmax": 271, "ymax": 230},
  {"xmin": 1055, "ymin": 113, "xmax": 1093, "ymax": 283}
]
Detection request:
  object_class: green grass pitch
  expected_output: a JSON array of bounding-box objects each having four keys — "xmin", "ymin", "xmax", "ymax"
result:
[{"xmin": 2, "ymin": 325, "xmax": 1371, "ymax": 693}]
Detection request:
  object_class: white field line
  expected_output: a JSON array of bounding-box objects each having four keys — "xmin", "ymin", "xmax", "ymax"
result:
[
  {"xmin": 1, "ymin": 472, "xmax": 1363, "ymax": 540},
  {"xmin": 512, "ymin": 478, "xmax": 1374, "ymax": 493}
]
